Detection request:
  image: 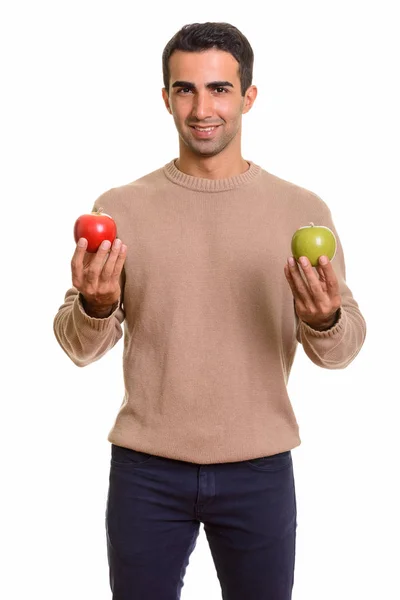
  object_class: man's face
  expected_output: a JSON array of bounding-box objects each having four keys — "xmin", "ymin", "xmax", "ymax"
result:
[{"xmin": 162, "ymin": 49, "xmax": 256, "ymax": 158}]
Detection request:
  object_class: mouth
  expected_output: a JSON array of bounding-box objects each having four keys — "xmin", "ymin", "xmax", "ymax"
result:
[{"xmin": 189, "ymin": 125, "xmax": 220, "ymax": 138}]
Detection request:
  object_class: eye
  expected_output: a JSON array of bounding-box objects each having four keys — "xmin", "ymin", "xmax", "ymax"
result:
[
  {"xmin": 214, "ymin": 87, "xmax": 228, "ymax": 93},
  {"xmin": 177, "ymin": 87, "xmax": 193, "ymax": 94}
]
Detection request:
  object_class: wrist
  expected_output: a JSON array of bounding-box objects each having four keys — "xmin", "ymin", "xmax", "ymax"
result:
[
  {"xmin": 80, "ymin": 294, "xmax": 119, "ymax": 318},
  {"xmin": 305, "ymin": 308, "xmax": 340, "ymax": 331}
]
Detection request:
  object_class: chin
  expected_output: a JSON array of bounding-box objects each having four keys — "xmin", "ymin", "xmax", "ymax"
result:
[
  {"xmin": 195, "ymin": 147, "xmax": 220, "ymax": 156},
  {"xmin": 190, "ymin": 140, "xmax": 228, "ymax": 157}
]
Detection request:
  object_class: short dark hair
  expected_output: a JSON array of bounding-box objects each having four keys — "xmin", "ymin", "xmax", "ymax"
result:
[{"xmin": 162, "ymin": 22, "xmax": 254, "ymax": 96}]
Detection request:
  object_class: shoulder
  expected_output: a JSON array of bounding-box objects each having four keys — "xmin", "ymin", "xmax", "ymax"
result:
[
  {"xmin": 92, "ymin": 164, "xmax": 169, "ymax": 213},
  {"xmin": 257, "ymin": 166, "xmax": 332, "ymax": 216}
]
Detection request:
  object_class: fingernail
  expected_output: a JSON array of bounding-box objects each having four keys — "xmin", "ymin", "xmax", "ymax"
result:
[
  {"xmin": 114, "ymin": 238, "xmax": 121, "ymax": 249},
  {"xmin": 319, "ymin": 256, "xmax": 328, "ymax": 265},
  {"xmin": 288, "ymin": 257, "xmax": 295, "ymax": 267},
  {"xmin": 101, "ymin": 240, "xmax": 111, "ymax": 250},
  {"xmin": 78, "ymin": 238, "xmax": 87, "ymax": 247},
  {"xmin": 300, "ymin": 257, "xmax": 308, "ymax": 266}
]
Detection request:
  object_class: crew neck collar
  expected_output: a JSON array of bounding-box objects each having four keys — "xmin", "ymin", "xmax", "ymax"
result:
[{"xmin": 163, "ymin": 159, "xmax": 261, "ymax": 192}]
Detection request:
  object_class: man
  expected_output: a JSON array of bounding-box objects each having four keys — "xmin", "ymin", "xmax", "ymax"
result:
[{"xmin": 54, "ymin": 21, "xmax": 366, "ymax": 600}]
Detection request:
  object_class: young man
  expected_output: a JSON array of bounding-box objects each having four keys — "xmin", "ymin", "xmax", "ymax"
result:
[{"xmin": 54, "ymin": 22, "xmax": 366, "ymax": 600}]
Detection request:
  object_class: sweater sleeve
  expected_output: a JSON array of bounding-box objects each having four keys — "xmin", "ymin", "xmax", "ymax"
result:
[
  {"xmin": 53, "ymin": 287, "xmax": 125, "ymax": 367},
  {"xmin": 295, "ymin": 205, "xmax": 366, "ymax": 369}
]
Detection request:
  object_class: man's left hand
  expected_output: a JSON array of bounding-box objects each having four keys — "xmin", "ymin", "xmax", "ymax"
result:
[{"xmin": 284, "ymin": 255, "xmax": 342, "ymax": 331}]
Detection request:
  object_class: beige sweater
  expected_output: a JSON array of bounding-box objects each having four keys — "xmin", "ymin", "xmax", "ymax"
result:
[{"xmin": 54, "ymin": 160, "xmax": 366, "ymax": 464}]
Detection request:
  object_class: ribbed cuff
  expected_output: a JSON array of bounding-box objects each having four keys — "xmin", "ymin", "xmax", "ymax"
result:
[{"xmin": 300, "ymin": 307, "xmax": 346, "ymax": 338}]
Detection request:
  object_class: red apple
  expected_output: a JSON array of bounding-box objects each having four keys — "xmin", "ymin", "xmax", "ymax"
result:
[
  {"xmin": 74, "ymin": 208, "xmax": 117, "ymax": 253},
  {"xmin": 291, "ymin": 222, "xmax": 337, "ymax": 267}
]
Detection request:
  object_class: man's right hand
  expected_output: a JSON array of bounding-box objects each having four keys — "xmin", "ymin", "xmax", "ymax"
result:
[{"xmin": 71, "ymin": 237, "xmax": 127, "ymax": 318}]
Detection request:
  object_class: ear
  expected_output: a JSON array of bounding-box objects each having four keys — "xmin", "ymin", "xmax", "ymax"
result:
[
  {"xmin": 162, "ymin": 88, "xmax": 172, "ymax": 114},
  {"xmin": 242, "ymin": 85, "xmax": 258, "ymax": 115}
]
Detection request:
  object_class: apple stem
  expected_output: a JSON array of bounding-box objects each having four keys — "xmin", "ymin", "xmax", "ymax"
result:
[
  {"xmin": 96, "ymin": 207, "xmax": 104, "ymax": 215},
  {"xmin": 309, "ymin": 222, "xmax": 314, "ymax": 227}
]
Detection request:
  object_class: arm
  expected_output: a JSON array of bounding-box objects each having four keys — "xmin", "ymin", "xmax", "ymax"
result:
[
  {"xmin": 295, "ymin": 296, "xmax": 366, "ymax": 370},
  {"xmin": 53, "ymin": 237, "xmax": 127, "ymax": 367},
  {"xmin": 284, "ymin": 212, "xmax": 366, "ymax": 369},
  {"xmin": 53, "ymin": 287, "xmax": 125, "ymax": 367}
]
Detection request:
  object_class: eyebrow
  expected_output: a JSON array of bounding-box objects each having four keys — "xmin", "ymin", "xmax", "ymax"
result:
[{"xmin": 171, "ymin": 80, "xmax": 234, "ymax": 89}]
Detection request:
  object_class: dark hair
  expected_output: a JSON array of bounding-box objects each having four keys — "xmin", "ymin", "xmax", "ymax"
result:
[{"xmin": 162, "ymin": 22, "xmax": 254, "ymax": 96}]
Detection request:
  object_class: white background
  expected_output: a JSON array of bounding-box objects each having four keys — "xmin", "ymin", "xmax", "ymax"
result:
[{"xmin": 1, "ymin": 1, "xmax": 399, "ymax": 598}]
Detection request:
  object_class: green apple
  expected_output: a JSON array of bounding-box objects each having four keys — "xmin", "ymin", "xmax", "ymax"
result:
[{"xmin": 291, "ymin": 222, "xmax": 337, "ymax": 267}]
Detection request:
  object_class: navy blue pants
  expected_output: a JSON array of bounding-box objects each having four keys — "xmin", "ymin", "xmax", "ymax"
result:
[{"xmin": 106, "ymin": 444, "xmax": 297, "ymax": 599}]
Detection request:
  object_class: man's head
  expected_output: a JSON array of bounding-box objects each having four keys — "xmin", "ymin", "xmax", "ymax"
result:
[
  {"xmin": 162, "ymin": 22, "xmax": 254, "ymax": 96},
  {"xmin": 161, "ymin": 23, "xmax": 257, "ymax": 163}
]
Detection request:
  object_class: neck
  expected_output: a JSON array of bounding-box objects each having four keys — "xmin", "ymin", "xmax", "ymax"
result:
[{"xmin": 176, "ymin": 148, "xmax": 249, "ymax": 180}]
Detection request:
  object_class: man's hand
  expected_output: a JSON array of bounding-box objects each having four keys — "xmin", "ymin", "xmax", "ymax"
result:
[
  {"xmin": 284, "ymin": 255, "xmax": 341, "ymax": 331},
  {"xmin": 71, "ymin": 237, "xmax": 127, "ymax": 318}
]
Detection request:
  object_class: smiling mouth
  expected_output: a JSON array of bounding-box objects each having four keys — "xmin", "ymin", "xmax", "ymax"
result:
[
  {"xmin": 189, "ymin": 125, "xmax": 221, "ymax": 139},
  {"xmin": 190, "ymin": 125, "xmax": 220, "ymax": 131}
]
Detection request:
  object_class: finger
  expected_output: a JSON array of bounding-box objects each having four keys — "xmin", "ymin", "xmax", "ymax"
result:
[
  {"xmin": 86, "ymin": 239, "xmax": 112, "ymax": 283},
  {"xmin": 284, "ymin": 263, "xmax": 308, "ymax": 311},
  {"xmin": 316, "ymin": 256, "xmax": 340, "ymax": 298},
  {"xmin": 111, "ymin": 243, "xmax": 127, "ymax": 280},
  {"xmin": 297, "ymin": 256, "xmax": 327, "ymax": 302},
  {"xmin": 286, "ymin": 257, "xmax": 314, "ymax": 306},
  {"xmin": 284, "ymin": 263, "xmax": 297, "ymax": 293},
  {"xmin": 100, "ymin": 239, "xmax": 123, "ymax": 280},
  {"xmin": 71, "ymin": 238, "xmax": 88, "ymax": 287},
  {"xmin": 285, "ymin": 262, "xmax": 314, "ymax": 322}
]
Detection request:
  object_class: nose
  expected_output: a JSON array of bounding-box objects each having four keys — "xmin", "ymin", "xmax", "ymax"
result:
[{"xmin": 192, "ymin": 90, "xmax": 214, "ymax": 121}]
